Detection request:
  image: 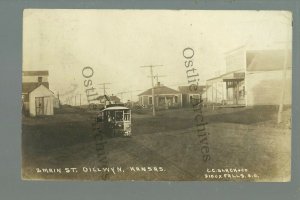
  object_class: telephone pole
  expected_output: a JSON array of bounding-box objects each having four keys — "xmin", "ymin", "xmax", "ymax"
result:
[
  {"xmin": 97, "ymin": 83, "xmax": 111, "ymax": 96},
  {"xmin": 277, "ymin": 13, "xmax": 292, "ymax": 124},
  {"xmin": 79, "ymin": 94, "xmax": 81, "ymax": 106},
  {"xmin": 151, "ymin": 74, "xmax": 166, "ymax": 85},
  {"xmin": 74, "ymin": 94, "xmax": 82, "ymax": 106},
  {"xmin": 140, "ymin": 65, "xmax": 163, "ymax": 116}
]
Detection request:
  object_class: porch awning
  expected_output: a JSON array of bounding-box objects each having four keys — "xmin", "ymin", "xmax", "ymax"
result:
[
  {"xmin": 222, "ymin": 72, "xmax": 245, "ymax": 81},
  {"xmin": 156, "ymin": 95, "xmax": 177, "ymax": 98}
]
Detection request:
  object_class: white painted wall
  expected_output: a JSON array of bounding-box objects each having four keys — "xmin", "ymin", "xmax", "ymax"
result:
[
  {"xmin": 246, "ymin": 70, "xmax": 292, "ymax": 105},
  {"xmin": 29, "ymin": 85, "xmax": 54, "ymax": 116}
]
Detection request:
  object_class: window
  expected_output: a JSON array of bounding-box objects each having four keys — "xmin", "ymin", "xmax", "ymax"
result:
[
  {"xmin": 115, "ymin": 111, "xmax": 123, "ymax": 121},
  {"xmin": 123, "ymin": 110, "xmax": 130, "ymax": 121},
  {"xmin": 149, "ymin": 97, "xmax": 153, "ymax": 105},
  {"xmin": 38, "ymin": 76, "xmax": 43, "ymax": 82},
  {"xmin": 124, "ymin": 113, "xmax": 130, "ymax": 121},
  {"xmin": 174, "ymin": 96, "xmax": 178, "ymax": 103}
]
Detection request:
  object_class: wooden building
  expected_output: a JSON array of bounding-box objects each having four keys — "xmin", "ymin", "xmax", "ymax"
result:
[
  {"xmin": 204, "ymin": 47, "xmax": 291, "ymax": 106},
  {"xmin": 138, "ymin": 83, "xmax": 182, "ymax": 109},
  {"xmin": 178, "ymin": 85, "xmax": 206, "ymax": 107},
  {"xmin": 22, "ymin": 71, "xmax": 54, "ymax": 116}
]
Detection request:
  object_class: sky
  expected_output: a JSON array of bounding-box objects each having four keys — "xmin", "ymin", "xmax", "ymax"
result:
[{"xmin": 23, "ymin": 10, "xmax": 292, "ymax": 104}]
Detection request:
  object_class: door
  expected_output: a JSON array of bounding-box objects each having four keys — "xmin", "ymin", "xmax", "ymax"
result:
[
  {"xmin": 35, "ymin": 97, "xmax": 44, "ymax": 116},
  {"xmin": 233, "ymin": 81, "xmax": 238, "ymax": 105}
]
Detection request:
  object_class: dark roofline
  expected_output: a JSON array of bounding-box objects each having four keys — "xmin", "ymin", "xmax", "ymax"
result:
[
  {"xmin": 22, "ymin": 82, "xmax": 50, "ymax": 93},
  {"xmin": 32, "ymin": 84, "xmax": 54, "ymax": 94},
  {"xmin": 138, "ymin": 85, "xmax": 180, "ymax": 96},
  {"xmin": 23, "ymin": 71, "xmax": 49, "ymax": 76},
  {"xmin": 30, "ymin": 84, "xmax": 54, "ymax": 94},
  {"xmin": 224, "ymin": 45, "xmax": 245, "ymax": 55},
  {"xmin": 206, "ymin": 69, "xmax": 244, "ymax": 82}
]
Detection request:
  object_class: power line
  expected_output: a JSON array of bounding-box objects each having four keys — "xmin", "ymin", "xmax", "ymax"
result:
[{"xmin": 116, "ymin": 89, "xmax": 143, "ymax": 103}]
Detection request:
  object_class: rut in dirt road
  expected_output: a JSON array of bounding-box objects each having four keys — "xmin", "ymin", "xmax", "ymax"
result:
[{"xmin": 108, "ymin": 137, "xmax": 196, "ymax": 180}]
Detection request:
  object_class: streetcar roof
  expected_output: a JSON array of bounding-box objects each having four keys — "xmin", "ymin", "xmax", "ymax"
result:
[{"xmin": 102, "ymin": 106, "xmax": 130, "ymax": 111}]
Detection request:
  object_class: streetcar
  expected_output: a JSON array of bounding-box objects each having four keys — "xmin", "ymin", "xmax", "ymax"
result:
[{"xmin": 96, "ymin": 104, "xmax": 132, "ymax": 137}]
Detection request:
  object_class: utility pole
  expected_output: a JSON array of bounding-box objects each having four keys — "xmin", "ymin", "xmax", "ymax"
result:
[
  {"xmin": 151, "ymin": 74, "xmax": 166, "ymax": 85},
  {"xmin": 98, "ymin": 83, "xmax": 111, "ymax": 105},
  {"xmin": 75, "ymin": 94, "xmax": 82, "ymax": 106},
  {"xmin": 79, "ymin": 94, "xmax": 81, "ymax": 106},
  {"xmin": 277, "ymin": 13, "xmax": 291, "ymax": 124},
  {"xmin": 57, "ymin": 91, "xmax": 60, "ymax": 106},
  {"xmin": 277, "ymin": 37, "xmax": 290, "ymax": 123},
  {"xmin": 140, "ymin": 65, "xmax": 163, "ymax": 116},
  {"xmin": 98, "ymin": 83, "xmax": 111, "ymax": 95}
]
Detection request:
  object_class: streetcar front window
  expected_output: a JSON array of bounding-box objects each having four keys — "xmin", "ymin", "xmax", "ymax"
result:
[{"xmin": 115, "ymin": 111, "xmax": 123, "ymax": 121}]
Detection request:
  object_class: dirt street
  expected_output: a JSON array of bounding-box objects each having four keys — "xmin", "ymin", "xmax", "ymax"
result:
[{"xmin": 22, "ymin": 106, "xmax": 291, "ymax": 181}]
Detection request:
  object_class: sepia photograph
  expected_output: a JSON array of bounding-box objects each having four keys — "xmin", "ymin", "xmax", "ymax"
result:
[{"xmin": 22, "ymin": 9, "xmax": 292, "ymax": 181}]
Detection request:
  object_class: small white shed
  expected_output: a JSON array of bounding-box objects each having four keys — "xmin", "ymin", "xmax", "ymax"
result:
[{"xmin": 29, "ymin": 84, "xmax": 54, "ymax": 116}]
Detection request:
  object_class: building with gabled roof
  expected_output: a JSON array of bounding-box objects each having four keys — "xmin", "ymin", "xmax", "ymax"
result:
[
  {"xmin": 205, "ymin": 48, "xmax": 292, "ymax": 106},
  {"xmin": 178, "ymin": 85, "xmax": 206, "ymax": 107},
  {"xmin": 138, "ymin": 82, "xmax": 182, "ymax": 109},
  {"xmin": 22, "ymin": 70, "xmax": 55, "ymax": 116}
]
